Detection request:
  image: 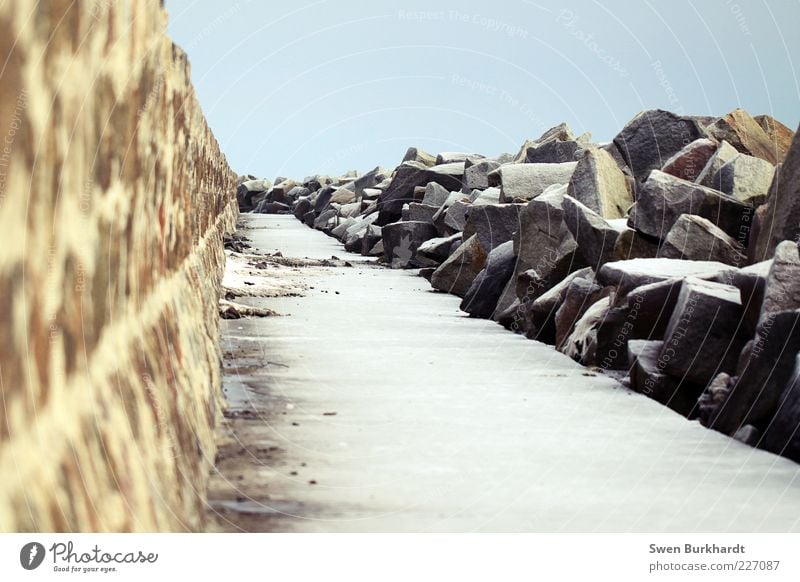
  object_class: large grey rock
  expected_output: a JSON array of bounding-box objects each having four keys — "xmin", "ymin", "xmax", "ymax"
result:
[
  {"xmin": 612, "ymin": 228, "xmax": 660, "ymax": 261},
  {"xmin": 408, "ymin": 203, "xmax": 439, "ymax": 224},
  {"xmin": 696, "ymin": 140, "xmax": 740, "ymax": 187},
  {"xmin": 628, "ymin": 170, "xmax": 754, "ymax": 243},
  {"xmin": 562, "ymin": 195, "xmax": 624, "ymax": 268},
  {"xmin": 712, "ymin": 154, "xmax": 775, "ymax": 206},
  {"xmin": 236, "ymin": 178, "xmax": 272, "ymax": 211},
  {"xmin": 353, "ymin": 166, "xmax": 387, "ymax": 197},
  {"xmin": 706, "ymin": 108, "xmax": 781, "ymax": 164},
  {"xmin": 754, "ymin": 114, "xmax": 795, "ymax": 161},
  {"xmin": 432, "ymin": 192, "xmax": 471, "ymax": 236},
  {"xmin": 732, "ymin": 259, "xmax": 772, "ymax": 335},
  {"xmin": 430, "ymin": 235, "xmax": 488, "ymax": 297},
  {"xmin": 659, "ymin": 214, "xmax": 747, "ymax": 266},
  {"xmin": 612, "ymin": 109, "xmax": 704, "ymax": 184},
  {"xmin": 598, "ymin": 258, "xmax": 738, "ymax": 297},
  {"xmin": 709, "ymin": 309, "xmax": 800, "ymax": 435},
  {"xmin": 463, "ymin": 203, "xmax": 524, "ymax": 252},
  {"xmin": 628, "ymin": 340, "xmax": 702, "ymax": 417},
  {"xmin": 758, "ymin": 241, "xmax": 800, "ymax": 323},
  {"xmin": 382, "ymin": 221, "xmax": 438, "ymax": 269},
  {"xmin": 376, "ymin": 161, "xmax": 464, "ymax": 225},
  {"xmin": 437, "ymin": 152, "xmax": 484, "ymax": 165},
  {"xmin": 285, "ymin": 186, "xmax": 311, "ymax": 204},
  {"xmin": 293, "ymin": 197, "xmax": 312, "ymax": 221},
  {"xmin": 470, "ymin": 187, "xmax": 502, "ymax": 205},
  {"xmin": 524, "ymin": 139, "xmax": 581, "ymax": 164},
  {"xmin": 402, "ymin": 147, "xmax": 437, "ymax": 167},
  {"xmin": 422, "ymin": 182, "xmax": 451, "ymax": 207},
  {"xmin": 359, "ymin": 225, "xmax": 382, "ymax": 256},
  {"xmin": 762, "ymin": 354, "xmax": 800, "ymax": 462},
  {"xmin": 490, "ymin": 162, "xmax": 577, "ymax": 202},
  {"xmin": 555, "ymin": 277, "xmax": 609, "ymax": 348},
  {"xmin": 567, "ymin": 148, "xmax": 634, "ymax": 218},
  {"xmin": 443, "ymin": 200, "xmax": 472, "ymax": 232},
  {"xmin": 460, "ymin": 241, "xmax": 517, "ymax": 319},
  {"xmin": 463, "ymin": 159, "xmax": 502, "ymax": 193},
  {"xmin": 329, "ymin": 187, "xmax": 356, "ymax": 205},
  {"xmin": 313, "ymin": 186, "xmax": 336, "ymax": 214},
  {"xmin": 523, "ymin": 268, "xmax": 594, "ymax": 344},
  {"xmin": 658, "ymin": 278, "xmax": 749, "ymax": 385},
  {"xmin": 510, "ymin": 188, "xmax": 585, "ymax": 305},
  {"xmin": 417, "ymin": 234, "xmax": 462, "ymax": 263},
  {"xmin": 751, "ymin": 123, "xmax": 800, "ymax": 260},
  {"xmin": 560, "ymin": 296, "xmax": 612, "ymax": 364},
  {"xmin": 313, "ymin": 208, "xmax": 337, "ymax": 230},
  {"xmin": 514, "ymin": 122, "xmax": 576, "ymax": 163},
  {"xmin": 330, "ymin": 217, "xmax": 358, "ymax": 240},
  {"xmin": 661, "ymin": 138, "xmax": 718, "ymax": 182}
]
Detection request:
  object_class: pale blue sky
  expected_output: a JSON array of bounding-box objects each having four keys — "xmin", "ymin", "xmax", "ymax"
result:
[{"xmin": 167, "ymin": 0, "xmax": 800, "ymax": 179}]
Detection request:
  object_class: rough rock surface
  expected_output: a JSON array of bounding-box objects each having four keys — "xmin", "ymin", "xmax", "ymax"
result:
[
  {"xmin": 382, "ymin": 221, "xmax": 438, "ymax": 268},
  {"xmin": 491, "ymin": 162, "xmax": 577, "ymax": 202},
  {"xmin": 629, "ymin": 170, "xmax": 753, "ymax": 243},
  {"xmin": 659, "ymin": 278, "xmax": 748, "ymax": 385},
  {"xmin": 751, "ymin": 123, "xmax": 800, "ymax": 261},
  {"xmin": 460, "ymin": 242, "xmax": 517, "ymax": 319},
  {"xmin": 430, "ymin": 235, "xmax": 488, "ymax": 297},
  {"xmin": 662, "ymin": 138, "xmax": 718, "ymax": 182},
  {"xmin": 613, "ymin": 109, "xmax": 704, "ymax": 184},
  {"xmin": 706, "ymin": 109, "xmax": 781, "ymax": 164},
  {"xmin": 567, "ymin": 148, "xmax": 634, "ymax": 218},
  {"xmin": 660, "ymin": 214, "xmax": 747, "ymax": 266}
]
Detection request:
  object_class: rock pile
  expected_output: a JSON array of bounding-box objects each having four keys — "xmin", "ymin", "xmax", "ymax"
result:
[{"xmin": 242, "ymin": 108, "xmax": 800, "ymax": 464}]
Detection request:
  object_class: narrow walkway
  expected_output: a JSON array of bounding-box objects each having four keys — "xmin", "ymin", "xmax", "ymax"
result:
[{"xmin": 206, "ymin": 215, "xmax": 800, "ymax": 532}]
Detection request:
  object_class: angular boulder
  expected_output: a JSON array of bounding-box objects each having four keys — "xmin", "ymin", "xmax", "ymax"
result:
[
  {"xmin": 460, "ymin": 241, "xmax": 517, "ymax": 319},
  {"xmin": 376, "ymin": 162, "xmax": 464, "ymax": 225},
  {"xmin": 382, "ymin": 221, "xmax": 438, "ymax": 269},
  {"xmin": 754, "ymin": 114, "xmax": 794, "ymax": 161},
  {"xmin": 658, "ymin": 278, "xmax": 749, "ymax": 385},
  {"xmin": 598, "ymin": 258, "xmax": 738, "ymax": 297},
  {"xmin": 712, "ymin": 154, "xmax": 775, "ymax": 206},
  {"xmin": 628, "ymin": 170, "xmax": 753, "ymax": 243},
  {"xmin": 463, "ymin": 159, "xmax": 502, "ymax": 193},
  {"xmin": 751, "ymin": 124, "xmax": 800, "ymax": 260},
  {"xmin": 567, "ymin": 148, "xmax": 634, "ymax": 218},
  {"xmin": 417, "ymin": 234, "xmax": 463, "ymax": 264},
  {"xmin": 696, "ymin": 140, "xmax": 740, "ymax": 187},
  {"xmin": 463, "ymin": 203, "xmax": 524, "ymax": 252},
  {"xmin": 612, "ymin": 109, "xmax": 704, "ymax": 184},
  {"xmin": 706, "ymin": 108, "xmax": 781, "ymax": 164},
  {"xmin": 402, "ymin": 146, "xmax": 437, "ymax": 167},
  {"xmin": 762, "ymin": 354, "xmax": 800, "ymax": 462},
  {"xmin": 659, "ymin": 214, "xmax": 747, "ymax": 266},
  {"xmin": 628, "ymin": 340, "xmax": 703, "ymax": 417},
  {"xmin": 524, "ymin": 139, "xmax": 581, "ymax": 164},
  {"xmin": 612, "ymin": 227, "xmax": 660, "ymax": 261},
  {"xmin": 421, "ymin": 182, "xmax": 450, "ymax": 207},
  {"xmin": 490, "ymin": 162, "xmax": 577, "ymax": 202},
  {"xmin": 562, "ymin": 195, "xmax": 625, "ymax": 268},
  {"xmin": 430, "ymin": 235, "xmax": 488, "ymax": 297},
  {"xmin": 661, "ymin": 138, "xmax": 718, "ymax": 182}
]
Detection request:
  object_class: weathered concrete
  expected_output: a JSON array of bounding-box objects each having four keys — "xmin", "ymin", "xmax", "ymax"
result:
[{"xmin": 207, "ymin": 216, "xmax": 800, "ymax": 533}]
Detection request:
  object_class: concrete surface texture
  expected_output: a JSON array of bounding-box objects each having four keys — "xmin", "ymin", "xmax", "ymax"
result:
[{"xmin": 207, "ymin": 215, "xmax": 800, "ymax": 532}]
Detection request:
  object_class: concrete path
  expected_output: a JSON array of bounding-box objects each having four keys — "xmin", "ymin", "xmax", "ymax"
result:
[{"xmin": 206, "ymin": 215, "xmax": 800, "ymax": 532}]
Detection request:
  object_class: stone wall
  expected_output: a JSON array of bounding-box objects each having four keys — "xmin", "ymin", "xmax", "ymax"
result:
[{"xmin": 0, "ymin": 0, "xmax": 236, "ymax": 531}]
